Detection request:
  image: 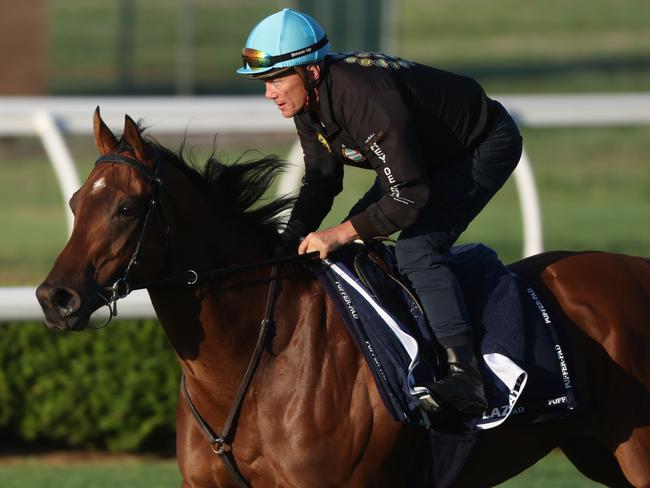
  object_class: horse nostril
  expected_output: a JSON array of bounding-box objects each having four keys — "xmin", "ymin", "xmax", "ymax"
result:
[{"xmin": 51, "ymin": 287, "xmax": 81, "ymax": 317}]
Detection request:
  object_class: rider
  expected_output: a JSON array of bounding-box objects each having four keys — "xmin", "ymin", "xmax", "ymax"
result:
[{"xmin": 237, "ymin": 8, "xmax": 523, "ymax": 416}]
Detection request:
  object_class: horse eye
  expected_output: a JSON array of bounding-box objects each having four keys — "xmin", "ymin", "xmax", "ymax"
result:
[{"xmin": 117, "ymin": 204, "xmax": 137, "ymax": 218}]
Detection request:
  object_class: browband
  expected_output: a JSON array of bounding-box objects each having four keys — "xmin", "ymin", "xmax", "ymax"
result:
[{"xmin": 95, "ymin": 154, "xmax": 160, "ymax": 183}]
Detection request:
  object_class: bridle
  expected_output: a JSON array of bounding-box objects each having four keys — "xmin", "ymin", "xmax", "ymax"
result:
[
  {"xmin": 94, "ymin": 153, "xmax": 168, "ymax": 322},
  {"xmin": 94, "ymin": 153, "xmax": 317, "ymax": 322},
  {"xmin": 93, "ymin": 152, "xmax": 318, "ymax": 487}
]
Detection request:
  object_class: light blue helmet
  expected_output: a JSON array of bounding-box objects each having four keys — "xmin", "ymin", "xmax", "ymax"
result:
[{"xmin": 237, "ymin": 8, "xmax": 330, "ymax": 78}]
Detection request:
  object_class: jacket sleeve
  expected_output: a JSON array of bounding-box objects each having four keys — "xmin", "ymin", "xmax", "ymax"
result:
[
  {"xmin": 342, "ymin": 88, "xmax": 430, "ymax": 240},
  {"xmin": 344, "ymin": 177, "xmax": 381, "ymax": 222},
  {"xmin": 287, "ymin": 114, "xmax": 344, "ymax": 234}
]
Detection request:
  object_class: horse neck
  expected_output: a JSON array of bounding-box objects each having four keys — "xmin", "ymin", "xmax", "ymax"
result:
[
  {"xmin": 150, "ymin": 266, "xmax": 275, "ymax": 399},
  {"xmin": 166, "ymin": 202, "xmax": 266, "ymax": 272},
  {"xmin": 152, "ymin": 189, "xmax": 277, "ymax": 404}
]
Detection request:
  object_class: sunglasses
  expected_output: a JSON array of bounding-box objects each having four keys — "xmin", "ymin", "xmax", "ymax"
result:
[{"xmin": 242, "ymin": 36, "xmax": 328, "ymax": 69}]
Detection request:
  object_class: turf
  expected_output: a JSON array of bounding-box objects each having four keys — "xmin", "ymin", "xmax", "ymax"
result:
[
  {"xmin": 0, "ymin": 450, "xmax": 599, "ymax": 487},
  {"xmin": 46, "ymin": 0, "xmax": 650, "ymax": 94},
  {"xmin": 0, "ymin": 457, "xmax": 182, "ymax": 488},
  {"xmin": 3, "ymin": 123, "xmax": 649, "ymax": 285}
]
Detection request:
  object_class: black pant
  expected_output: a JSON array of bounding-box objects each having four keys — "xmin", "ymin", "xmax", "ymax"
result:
[{"xmin": 395, "ymin": 102, "xmax": 523, "ymax": 340}]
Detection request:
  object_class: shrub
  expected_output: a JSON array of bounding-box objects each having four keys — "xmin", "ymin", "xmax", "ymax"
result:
[{"xmin": 0, "ymin": 320, "xmax": 180, "ymax": 452}]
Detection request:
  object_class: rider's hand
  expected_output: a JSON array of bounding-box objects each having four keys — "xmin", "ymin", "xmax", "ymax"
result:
[{"xmin": 298, "ymin": 221, "xmax": 360, "ymax": 259}]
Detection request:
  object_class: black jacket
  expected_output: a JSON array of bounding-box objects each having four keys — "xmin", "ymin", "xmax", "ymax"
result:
[{"xmin": 289, "ymin": 52, "xmax": 498, "ymax": 241}]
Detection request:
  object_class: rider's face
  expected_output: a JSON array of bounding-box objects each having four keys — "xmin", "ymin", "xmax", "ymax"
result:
[{"xmin": 263, "ymin": 71, "xmax": 308, "ymax": 118}]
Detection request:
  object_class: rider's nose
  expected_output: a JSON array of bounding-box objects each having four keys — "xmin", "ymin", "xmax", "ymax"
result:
[{"xmin": 265, "ymin": 83, "xmax": 276, "ymax": 100}]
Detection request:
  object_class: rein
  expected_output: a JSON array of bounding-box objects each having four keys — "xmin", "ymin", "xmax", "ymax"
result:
[
  {"xmin": 93, "ymin": 153, "xmax": 318, "ymax": 486},
  {"xmin": 100, "ymin": 250, "xmax": 319, "ymax": 322}
]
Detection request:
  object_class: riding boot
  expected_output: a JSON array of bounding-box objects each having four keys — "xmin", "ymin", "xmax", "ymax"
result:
[{"xmin": 424, "ymin": 334, "xmax": 488, "ymax": 416}]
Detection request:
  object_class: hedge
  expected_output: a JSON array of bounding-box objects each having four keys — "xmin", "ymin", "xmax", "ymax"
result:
[{"xmin": 0, "ymin": 320, "xmax": 180, "ymax": 452}]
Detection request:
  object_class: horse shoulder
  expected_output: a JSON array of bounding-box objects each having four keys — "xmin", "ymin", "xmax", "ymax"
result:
[{"xmin": 244, "ymin": 274, "xmax": 408, "ymax": 486}]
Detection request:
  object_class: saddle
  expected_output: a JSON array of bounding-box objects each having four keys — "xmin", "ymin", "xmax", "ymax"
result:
[
  {"xmin": 352, "ymin": 243, "xmax": 447, "ymax": 382},
  {"xmin": 317, "ymin": 241, "xmax": 578, "ymax": 430}
]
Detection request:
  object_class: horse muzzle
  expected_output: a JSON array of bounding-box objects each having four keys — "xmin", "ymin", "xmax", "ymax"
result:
[{"xmin": 35, "ymin": 282, "xmax": 91, "ymax": 331}]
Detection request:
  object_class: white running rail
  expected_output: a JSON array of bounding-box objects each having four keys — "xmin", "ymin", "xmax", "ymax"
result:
[{"xmin": 2, "ymin": 93, "xmax": 650, "ymax": 320}]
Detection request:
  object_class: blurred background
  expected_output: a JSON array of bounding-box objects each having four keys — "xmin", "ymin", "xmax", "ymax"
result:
[{"xmin": 1, "ymin": 0, "xmax": 648, "ymax": 486}]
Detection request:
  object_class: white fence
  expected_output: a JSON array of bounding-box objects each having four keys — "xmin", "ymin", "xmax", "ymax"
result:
[{"xmin": 2, "ymin": 93, "xmax": 650, "ymax": 321}]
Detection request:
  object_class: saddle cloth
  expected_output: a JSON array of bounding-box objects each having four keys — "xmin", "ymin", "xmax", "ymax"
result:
[{"xmin": 316, "ymin": 242, "xmax": 578, "ymax": 430}]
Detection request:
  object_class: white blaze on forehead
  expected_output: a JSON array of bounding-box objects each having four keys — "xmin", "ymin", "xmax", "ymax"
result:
[{"xmin": 92, "ymin": 177, "xmax": 107, "ymax": 194}]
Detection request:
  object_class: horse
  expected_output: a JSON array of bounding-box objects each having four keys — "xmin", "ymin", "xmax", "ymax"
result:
[{"xmin": 36, "ymin": 109, "xmax": 650, "ymax": 487}]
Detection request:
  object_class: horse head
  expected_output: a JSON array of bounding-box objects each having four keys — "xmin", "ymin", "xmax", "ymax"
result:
[
  {"xmin": 36, "ymin": 108, "xmax": 170, "ymax": 331},
  {"xmin": 36, "ymin": 108, "xmax": 291, "ymax": 332}
]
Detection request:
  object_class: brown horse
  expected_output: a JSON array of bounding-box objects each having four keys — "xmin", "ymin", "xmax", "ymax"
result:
[{"xmin": 36, "ymin": 110, "xmax": 650, "ymax": 487}]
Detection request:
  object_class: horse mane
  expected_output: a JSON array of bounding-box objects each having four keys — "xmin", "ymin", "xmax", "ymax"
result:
[{"xmin": 118, "ymin": 126, "xmax": 295, "ymax": 249}]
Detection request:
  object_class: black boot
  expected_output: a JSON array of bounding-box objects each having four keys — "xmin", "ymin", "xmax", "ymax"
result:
[{"xmin": 421, "ymin": 335, "xmax": 487, "ymax": 416}]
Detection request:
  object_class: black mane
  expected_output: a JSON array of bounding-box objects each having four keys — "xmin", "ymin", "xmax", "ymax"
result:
[{"xmin": 119, "ymin": 129, "xmax": 295, "ymax": 249}]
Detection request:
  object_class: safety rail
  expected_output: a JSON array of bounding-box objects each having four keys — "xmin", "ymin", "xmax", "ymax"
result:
[{"xmin": 2, "ymin": 93, "xmax": 650, "ymax": 320}]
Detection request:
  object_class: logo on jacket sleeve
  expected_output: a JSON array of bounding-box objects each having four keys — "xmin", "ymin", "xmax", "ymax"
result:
[
  {"xmin": 341, "ymin": 144, "xmax": 366, "ymax": 163},
  {"xmin": 317, "ymin": 131, "xmax": 331, "ymax": 153}
]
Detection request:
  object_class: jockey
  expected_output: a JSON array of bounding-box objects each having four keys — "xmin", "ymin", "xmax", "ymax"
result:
[{"xmin": 237, "ymin": 8, "xmax": 523, "ymax": 416}]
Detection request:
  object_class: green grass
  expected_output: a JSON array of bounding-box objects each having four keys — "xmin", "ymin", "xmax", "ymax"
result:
[
  {"xmin": 499, "ymin": 451, "xmax": 601, "ymax": 487},
  {"xmin": 0, "ymin": 450, "xmax": 599, "ymax": 487},
  {"xmin": 321, "ymin": 126, "xmax": 650, "ymax": 264},
  {"xmin": 48, "ymin": 0, "xmax": 283, "ymax": 94},
  {"xmin": 46, "ymin": 0, "xmax": 650, "ymax": 94},
  {"xmin": 399, "ymin": 0, "xmax": 650, "ymax": 93},
  {"xmin": 0, "ymin": 457, "xmax": 182, "ymax": 488},
  {"xmin": 1, "ymin": 153, "xmax": 68, "ymax": 284},
  {"xmin": 2, "ymin": 124, "xmax": 649, "ymax": 285},
  {"xmin": 0, "ymin": 133, "xmax": 294, "ymax": 285},
  {"xmin": 521, "ymin": 126, "xmax": 650, "ymax": 258}
]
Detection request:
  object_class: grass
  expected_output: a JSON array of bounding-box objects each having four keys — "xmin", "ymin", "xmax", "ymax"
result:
[
  {"xmin": 2, "ymin": 124, "xmax": 649, "ymax": 285},
  {"xmin": 521, "ymin": 126, "xmax": 650, "ymax": 257},
  {"xmin": 499, "ymin": 451, "xmax": 601, "ymax": 487},
  {"xmin": 0, "ymin": 450, "xmax": 598, "ymax": 487},
  {"xmin": 321, "ymin": 125, "xmax": 650, "ymax": 264},
  {"xmin": 47, "ymin": 0, "xmax": 283, "ymax": 94},
  {"xmin": 399, "ymin": 0, "xmax": 650, "ymax": 93},
  {"xmin": 0, "ymin": 152, "xmax": 68, "ymax": 284},
  {"xmin": 0, "ymin": 455, "xmax": 182, "ymax": 488},
  {"xmin": 46, "ymin": 0, "xmax": 650, "ymax": 94}
]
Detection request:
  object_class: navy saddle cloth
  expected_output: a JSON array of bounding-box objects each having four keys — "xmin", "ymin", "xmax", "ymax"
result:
[{"xmin": 316, "ymin": 242, "xmax": 578, "ymax": 430}]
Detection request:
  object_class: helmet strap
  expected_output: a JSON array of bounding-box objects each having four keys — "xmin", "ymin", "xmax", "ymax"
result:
[{"xmin": 295, "ymin": 66, "xmax": 321, "ymax": 112}]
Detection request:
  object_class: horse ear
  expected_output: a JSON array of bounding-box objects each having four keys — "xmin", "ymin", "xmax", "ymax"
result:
[
  {"xmin": 123, "ymin": 114, "xmax": 148, "ymax": 161},
  {"xmin": 93, "ymin": 106, "xmax": 119, "ymax": 155}
]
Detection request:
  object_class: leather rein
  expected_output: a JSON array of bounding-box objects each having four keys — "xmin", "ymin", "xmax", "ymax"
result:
[{"xmin": 94, "ymin": 153, "xmax": 317, "ymax": 487}]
